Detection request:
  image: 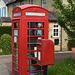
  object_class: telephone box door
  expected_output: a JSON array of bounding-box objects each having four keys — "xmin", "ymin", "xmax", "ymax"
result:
[{"xmin": 25, "ymin": 19, "xmax": 48, "ymax": 75}]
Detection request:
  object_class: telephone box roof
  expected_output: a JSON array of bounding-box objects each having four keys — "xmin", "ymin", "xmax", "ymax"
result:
[{"xmin": 18, "ymin": 4, "xmax": 48, "ymax": 11}]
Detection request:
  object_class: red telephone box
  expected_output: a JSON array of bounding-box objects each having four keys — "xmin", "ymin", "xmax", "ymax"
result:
[{"xmin": 12, "ymin": 5, "xmax": 54, "ymax": 75}]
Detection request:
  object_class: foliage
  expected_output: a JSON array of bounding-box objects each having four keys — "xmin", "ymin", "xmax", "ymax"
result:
[
  {"xmin": 0, "ymin": 34, "xmax": 12, "ymax": 53},
  {"xmin": 0, "ymin": 40, "xmax": 1, "ymax": 48},
  {"xmin": 68, "ymin": 39, "xmax": 75, "ymax": 50},
  {"xmin": 52, "ymin": 0, "xmax": 75, "ymax": 39},
  {"xmin": 0, "ymin": 26, "xmax": 12, "ymax": 38},
  {"xmin": 48, "ymin": 58, "xmax": 75, "ymax": 75},
  {"xmin": 0, "ymin": 52, "xmax": 11, "ymax": 55}
]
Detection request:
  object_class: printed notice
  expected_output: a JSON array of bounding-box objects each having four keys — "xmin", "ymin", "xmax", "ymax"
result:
[{"xmin": 38, "ymin": 52, "xmax": 41, "ymax": 61}]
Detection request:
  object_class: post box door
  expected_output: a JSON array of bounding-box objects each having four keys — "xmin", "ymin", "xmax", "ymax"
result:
[
  {"xmin": 26, "ymin": 20, "xmax": 48, "ymax": 75},
  {"xmin": 37, "ymin": 39, "xmax": 54, "ymax": 66}
]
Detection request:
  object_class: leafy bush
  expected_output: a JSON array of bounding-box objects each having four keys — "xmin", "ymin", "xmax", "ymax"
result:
[
  {"xmin": 68, "ymin": 40, "xmax": 75, "ymax": 50},
  {"xmin": 0, "ymin": 40, "xmax": 1, "ymax": 48},
  {"xmin": 0, "ymin": 34, "xmax": 12, "ymax": 53},
  {"xmin": 0, "ymin": 26, "xmax": 12, "ymax": 38}
]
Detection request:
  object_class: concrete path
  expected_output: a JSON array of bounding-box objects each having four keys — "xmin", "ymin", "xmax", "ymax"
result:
[
  {"xmin": 55, "ymin": 51, "xmax": 75, "ymax": 63},
  {"xmin": 0, "ymin": 55, "xmax": 12, "ymax": 75}
]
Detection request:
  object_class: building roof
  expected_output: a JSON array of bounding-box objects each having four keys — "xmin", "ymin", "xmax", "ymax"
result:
[
  {"xmin": 48, "ymin": 11, "xmax": 57, "ymax": 21},
  {"xmin": 3, "ymin": 0, "xmax": 10, "ymax": 4},
  {"xmin": 0, "ymin": 17, "xmax": 11, "ymax": 23},
  {"xmin": 6, "ymin": 0, "xmax": 16, "ymax": 5}
]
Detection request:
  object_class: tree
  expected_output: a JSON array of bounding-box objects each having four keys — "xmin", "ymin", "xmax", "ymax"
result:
[{"xmin": 52, "ymin": 0, "xmax": 75, "ymax": 40}]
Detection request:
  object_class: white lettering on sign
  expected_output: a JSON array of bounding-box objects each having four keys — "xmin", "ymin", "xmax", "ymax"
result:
[
  {"xmin": 38, "ymin": 52, "xmax": 41, "ymax": 61},
  {"xmin": 26, "ymin": 12, "xmax": 45, "ymax": 16},
  {"xmin": 14, "ymin": 12, "xmax": 21, "ymax": 16}
]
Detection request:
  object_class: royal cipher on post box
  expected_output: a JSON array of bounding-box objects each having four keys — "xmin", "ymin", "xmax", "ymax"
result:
[
  {"xmin": 37, "ymin": 39, "xmax": 54, "ymax": 66},
  {"xmin": 12, "ymin": 4, "xmax": 54, "ymax": 75}
]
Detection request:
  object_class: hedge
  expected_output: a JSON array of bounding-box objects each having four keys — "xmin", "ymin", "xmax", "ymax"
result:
[{"xmin": 0, "ymin": 26, "xmax": 12, "ymax": 38}]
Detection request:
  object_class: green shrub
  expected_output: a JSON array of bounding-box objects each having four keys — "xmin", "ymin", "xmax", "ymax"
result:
[
  {"xmin": 0, "ymin": 40, "xmax": 1, "ymax": 48},
  {"xmin": 0, "ymin": 34, "xmax": 12, "ymax": 53},
  {"xmin": 68, "ymin": 40, "xmax": 75, "ymax": 50},
  {"xmin": 0, "ymin": 26, "xmax": 12, "ymax": 38}
]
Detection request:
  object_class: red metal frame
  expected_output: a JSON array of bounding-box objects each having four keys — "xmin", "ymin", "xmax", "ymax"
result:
[
  {"xmin": 12, "ymin": 5, "xmax": 49, "ymax": 75},
  {"xmin": 12, "ymin": 20, "xmax": 20, "ymax": 75}
]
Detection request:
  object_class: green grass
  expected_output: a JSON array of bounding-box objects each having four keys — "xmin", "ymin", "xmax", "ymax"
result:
[
  {"xmin": 0, "ymin": 52, "xmax": 12, "ymax": 55},
  {"xmin": 48, "ymin": 58, "xmax": 75, "ymax": 75}
]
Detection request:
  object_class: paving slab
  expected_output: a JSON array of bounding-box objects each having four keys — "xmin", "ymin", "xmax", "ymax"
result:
[
  {"xmin": 0, "ymin": 55, "xmax": 12, "ymax": 75},
  {"xmin": 0, "ymin": 63, "xmax": 12, "ymax": 75},
  {"xmin": 55, "ymin": 51, "xmax": 75, "ymax": 62}
]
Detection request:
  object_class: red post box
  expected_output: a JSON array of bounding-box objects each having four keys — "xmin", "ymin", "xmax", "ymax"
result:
[
  {"xmin": 37, "ymin": 39, "xmax": 54, "ymax": 66},
  {"xmin": 12, "ymin": 4, "xmax": 54, "ymax": 75}
]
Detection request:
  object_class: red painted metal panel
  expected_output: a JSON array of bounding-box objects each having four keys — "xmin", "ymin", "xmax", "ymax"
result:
[{"xmin": 37, "ymin": 39, "xmax": 54, "ymax": 66}]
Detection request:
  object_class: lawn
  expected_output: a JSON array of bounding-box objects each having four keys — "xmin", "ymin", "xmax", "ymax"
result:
[{"xmin": 48, "ymin": 58, "xmax": 75, "ymax": 75}]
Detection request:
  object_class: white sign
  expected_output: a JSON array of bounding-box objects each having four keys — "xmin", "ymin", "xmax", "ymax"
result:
[
  {"xmin": 26, "ymin": 12, "xmax": 45, "ymax": 16},
  {"xmin": 34, "ymin": 47, "xmax": 37, "ymax": 57},
  {"xmin": 38, "ymin": 52, "xmax": 41, "ymax": 61},
  {"xmin": 14, "ymin": 30, "xmax": 18, "ymax": 35},
  {"xmin": 14, "ymin": 12, "xmax": 21, "ymax": 16},
  {"xmin": 14, "ymin": 37, "xmax": 17, "ymax": 42}
]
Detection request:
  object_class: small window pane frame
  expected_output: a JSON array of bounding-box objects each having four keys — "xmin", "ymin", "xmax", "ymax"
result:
[
  {"xmin": 29, "ymin": 0, "xmax": 33, "ymax": 4},
  {"xmin": 53, "ymin": 24, "xmax": 59, "ymax": 37},
  {"xmin": 42, "ymin": 0, "xmax": 46, "ymax": 8}
]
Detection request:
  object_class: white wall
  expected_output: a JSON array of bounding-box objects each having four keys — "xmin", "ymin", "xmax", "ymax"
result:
[{"xmin": 0, "ymin": 0, "xmax": 8, "ymax": 17}]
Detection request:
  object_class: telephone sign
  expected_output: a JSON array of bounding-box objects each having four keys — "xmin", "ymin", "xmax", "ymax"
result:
[
  {"xmin": 12, "ymin": 4, "xmax": 54, "ymax": 75},
  {"xmin": 26, "ymin": 12, "xmax": 45, "ymax": 16}
]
